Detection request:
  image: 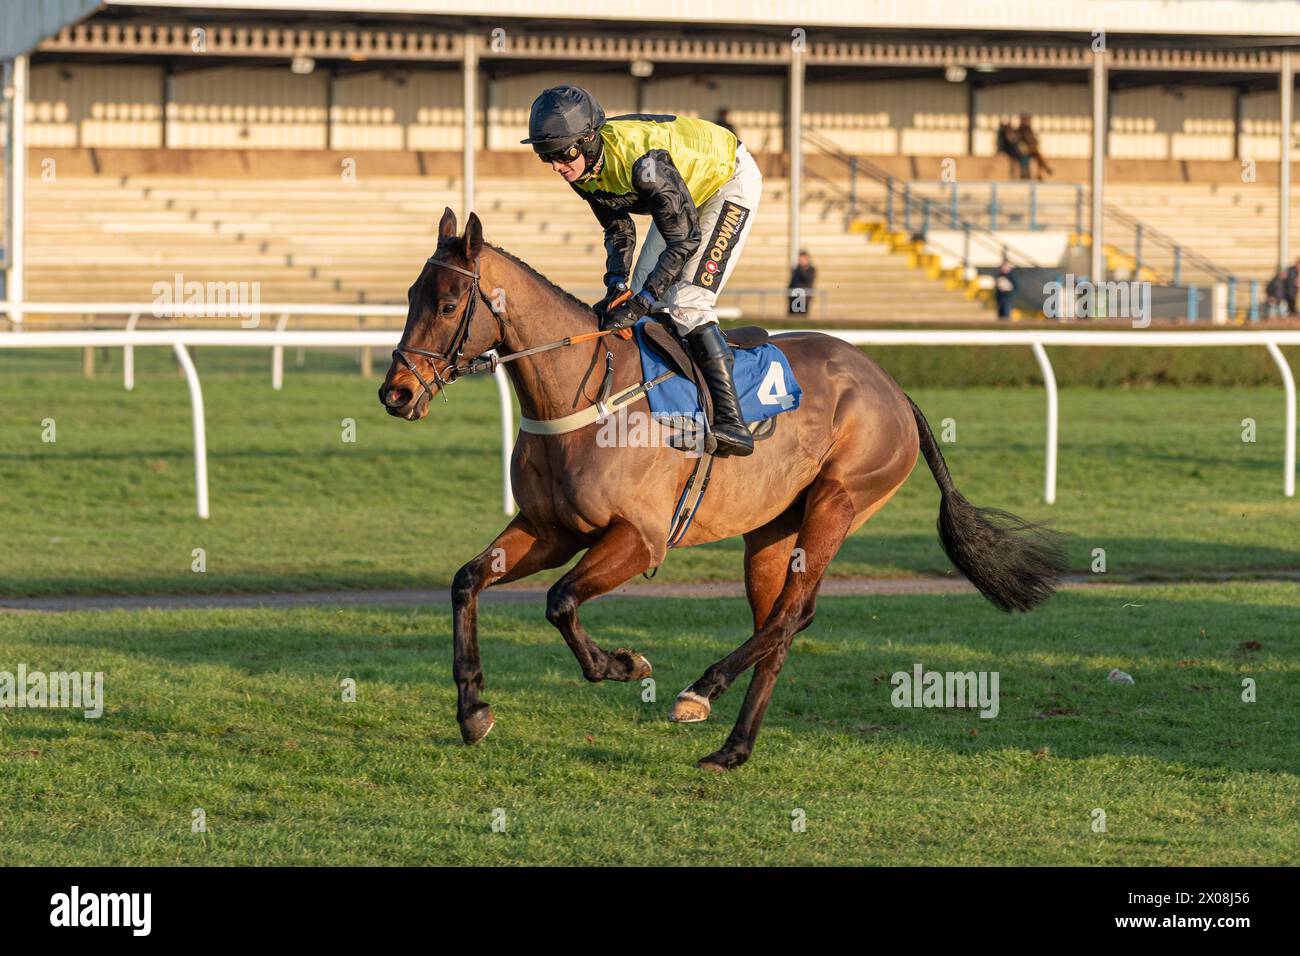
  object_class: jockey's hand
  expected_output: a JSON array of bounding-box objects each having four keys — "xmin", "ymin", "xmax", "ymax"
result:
[
  {"xmin": 593, "ymin": 278, "xmax": 629, "ymax": 321},
  {"xmin": 601, "ymin": 290, "xmax": 654, "ymax": 332}
]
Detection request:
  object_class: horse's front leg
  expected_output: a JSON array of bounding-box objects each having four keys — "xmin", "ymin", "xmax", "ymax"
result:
[
  {"xmin": 545, "ymin": 519, "xmax": 658, "ymax": 683},
  {"xmin": 452, "ymin": 515, "xmax": 579, "ymax": 743}
]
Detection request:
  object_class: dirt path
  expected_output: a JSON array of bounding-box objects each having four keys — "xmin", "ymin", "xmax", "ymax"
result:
[{"xmin": 3, "ymin": 570, "xmax": 1296, "ymax": 614}]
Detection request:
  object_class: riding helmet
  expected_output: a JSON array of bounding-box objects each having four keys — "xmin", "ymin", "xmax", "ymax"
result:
[{"xmin": 520, "ymin": 85, "xmax": 606, "ymax": 170}]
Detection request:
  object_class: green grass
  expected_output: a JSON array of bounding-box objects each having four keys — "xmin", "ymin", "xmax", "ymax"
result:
[
  {"xmin": 1, "ymin": 347, "xmax": 1297, "ymax": 596},
  {"xmin": 0, "ymin": 581, "xmax": 1295, "ymax": 865}
]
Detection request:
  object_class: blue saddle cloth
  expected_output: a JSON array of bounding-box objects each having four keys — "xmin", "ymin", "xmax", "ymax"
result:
[{"xmin": 632, "ymin": 318, "xmax": 803, "ymax": 423}]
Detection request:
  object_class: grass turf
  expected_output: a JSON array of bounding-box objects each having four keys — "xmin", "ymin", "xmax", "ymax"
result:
[
  {"xmin": 0, "ymin": 581, "xmax": 1295, "ymax": 865},
  {"xmin": 1, "ymin": 347, "xmax": 1297, "ymax": 596}
]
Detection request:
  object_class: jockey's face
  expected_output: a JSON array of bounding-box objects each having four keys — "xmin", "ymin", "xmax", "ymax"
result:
[{"xmin": 550, "ymin": 151, "xmax": 587, "ymax": 182}]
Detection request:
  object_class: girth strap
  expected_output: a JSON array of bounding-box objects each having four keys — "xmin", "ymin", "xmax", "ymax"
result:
[{"xmin": 519, "ymin": 369, "xmax": 677, "ymax": 435}]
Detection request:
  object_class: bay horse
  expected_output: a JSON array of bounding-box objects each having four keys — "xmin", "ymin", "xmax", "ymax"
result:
[{"xmin": 380, "ymin": 208, "xmax": 1065, "ymax": 771}]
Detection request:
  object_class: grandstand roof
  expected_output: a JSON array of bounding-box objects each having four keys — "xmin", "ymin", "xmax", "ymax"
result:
[
  {"xmin": 88, "ymin": 1, "xmax": 1300, "ymax": 37},
  {"xmin": 7, "ymin": 0, "xmax": 1300, "ymax": 64}
]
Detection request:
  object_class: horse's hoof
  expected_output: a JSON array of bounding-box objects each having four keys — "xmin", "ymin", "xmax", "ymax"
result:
[
  {"xmin": 459, "ymin": 706, "xmax": 495, "ymax": 745},
  {"xmin": 697, "ymin": 747, "xmax": 749, "ymax": 772},
  {"xmin": 669, "ymin": 691, "xmax": 711, "ymax": 723},
  {"xmin": 611, "ymin": 648, "xmax": 653, "ymax": 681}
]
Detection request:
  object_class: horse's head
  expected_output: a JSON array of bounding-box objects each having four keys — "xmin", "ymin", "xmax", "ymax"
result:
[{"xmin": 379, "ymin": 207, "xmax": 501, "ymax": 420}]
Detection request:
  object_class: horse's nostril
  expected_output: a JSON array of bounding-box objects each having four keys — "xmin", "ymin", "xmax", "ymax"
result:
[{"xmin": 385, "ymin": 387, "xmax": 412, "ymax": 408}]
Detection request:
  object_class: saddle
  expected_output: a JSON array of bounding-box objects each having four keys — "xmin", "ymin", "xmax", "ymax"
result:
[{"xmin": 637, "ymin": 314, "xmax": 778, "ymax": 451}]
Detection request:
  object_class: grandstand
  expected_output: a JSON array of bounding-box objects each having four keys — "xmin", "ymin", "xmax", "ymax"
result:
[
  {"xmin": 4, "ymin": 1, "xmax": 1300, "ymax": 328},
  {"xmin": 7, "ymin": 159, "xmax": 995, "ymax": 325}
]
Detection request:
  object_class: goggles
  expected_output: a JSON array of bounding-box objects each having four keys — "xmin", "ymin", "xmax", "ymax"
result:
[{"xmin": 537, "ymin": 141, "xmax": 583, "ymax": 165}]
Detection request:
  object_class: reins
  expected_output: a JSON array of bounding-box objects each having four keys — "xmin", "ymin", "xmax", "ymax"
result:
[{"xmin": 392, "ymin": 255, "xmax": 632, "ymax": 406}]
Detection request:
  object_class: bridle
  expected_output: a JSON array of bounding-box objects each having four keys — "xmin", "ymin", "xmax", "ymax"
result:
[
  {"xmin": 391, "ymin": 256, "xmax": 503, "ymax": 403},
  {"xmin": 391, "ymin": 252, "xmax": 634, "ymax": 407}
]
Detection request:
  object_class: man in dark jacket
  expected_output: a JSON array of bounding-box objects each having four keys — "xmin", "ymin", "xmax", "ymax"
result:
[
  {"xmin": 1014, "ymin": 114, "xmax": 1053, "ymax": 180},
  {"xmin": 994, "ymin": 261, "xmax": 1018, "ymax": 320},
  {"xmin": 787, "ymin": 250, "xmax": 816, "ymax": 315},
  {"xmin": 1267, "ymin": 269, "xmax": 1288, "ymax": 319},
  {"xmin": 1287, "ymin": 260, "xmax": 1299, "ymax": 316}
]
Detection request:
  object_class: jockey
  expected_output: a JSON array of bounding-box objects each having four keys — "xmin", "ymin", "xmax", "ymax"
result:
[{"xmin": 521, "ymin": 85, "xmax": 761, "ymax": 458}]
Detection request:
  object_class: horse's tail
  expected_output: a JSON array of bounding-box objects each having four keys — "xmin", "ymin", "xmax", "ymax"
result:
[{"xmin": 907, "ymin": 395, "xmax": 1066, "ymax": 612}]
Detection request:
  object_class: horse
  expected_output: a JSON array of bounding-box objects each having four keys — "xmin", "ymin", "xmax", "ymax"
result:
[{"xmin": 379, "ymin": 208, "xmax": 1065, "ymax": 771}]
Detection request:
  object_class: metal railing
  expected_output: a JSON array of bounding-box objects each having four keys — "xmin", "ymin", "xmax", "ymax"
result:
[
  {"xmin": 900, "ymin": 179, "xmax": 1235, "ymax": 288},
  {"xmin": 802, "ymin": 129, "xmax": 1041, "ymax": 272},
  {"xmin": 3, "ymin": 309, "xmax": 1297, "ymax": 520}
]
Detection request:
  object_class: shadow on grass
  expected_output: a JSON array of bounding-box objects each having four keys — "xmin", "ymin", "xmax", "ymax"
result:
[
  {"xmin": 7, "ymin": 587, "xmax": 1295, "ymax": 777},
  {"xmin": 5, "ymin": 534, "xmax": 1298, "ymax": 599}
]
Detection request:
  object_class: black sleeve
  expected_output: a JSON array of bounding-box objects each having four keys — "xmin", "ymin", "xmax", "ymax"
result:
[
  {"xmin": 574, "ymin": 186, "xmax": 636, "ymax": 286},
  {"xmin": 631, "ymin": 149, "xmax": 701, "ymax": 301}
]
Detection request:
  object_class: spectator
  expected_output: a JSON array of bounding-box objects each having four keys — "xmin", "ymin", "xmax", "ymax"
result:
[
  {"xmin": 1288, "ymin": 259, "xmax": 1300, "ymax": 316},
  {"xmin": 714, "ymin": 108, "xmax": 738, "ymax": 137},
  {"xmin": 788, "ymin": 250, "xmax": 816, "ymax": 316},
  {"xmin": 996, "ymin": 121, "xmax": 1021, "ymax": 179},
  {"xmin": 1267, "ymin": 269, "xmax": 1288, "ymax": 319},
  {"xmin": 1015, "ymin": 114, "xmax": 1053, "ymax": 180},
  {"xmin": 994, "ymin": 260, "xmax": 1018, "ymax": 320}
]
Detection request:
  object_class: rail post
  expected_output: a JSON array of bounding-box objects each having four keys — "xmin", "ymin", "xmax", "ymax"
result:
[
  {"xmin": 1031, "ymin": 340, "xmax": 1058, "ymax": 505},
  {"xmin": 1264, "ymin": 340, "xmax": 1296, "ymax": 497},
  {"xmin": 493, "ymin": 359, "xmax": 516, "ymax": 514},
  {"xmin": 171, "ymin": 342, "xmax": 210, "ymax": 520},
  {"xmin": 272, "ymin": 313, "xmax": 290, "ymax": 390},
  {"xmin": 123, "ymin": 312, "xmax": 140, "ymax": 391}
]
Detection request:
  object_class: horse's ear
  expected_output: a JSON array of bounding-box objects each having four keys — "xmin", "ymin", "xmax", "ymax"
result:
[
  {"xmin": 463, "ymin": 212, "xmax": 483, "ymax": 261},
  {"xmin": 438, "ymin": 207, "xmax": 457, "ymax": 240}
]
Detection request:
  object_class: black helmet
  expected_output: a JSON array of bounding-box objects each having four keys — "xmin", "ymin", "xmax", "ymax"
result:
[{"xmin": 520, "ymin": 85, "xmax": 606, "ymax": 150}]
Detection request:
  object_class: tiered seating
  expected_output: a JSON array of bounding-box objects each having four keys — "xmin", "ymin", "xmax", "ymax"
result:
[
  {"xmin": 12, "ymin": 169, "xmax": 999, "ymax": 326},
  {"xmin": 896, "ymin": 178, "xmax": 1300, "ymax": 289},
  {"xmin": 1105, "ymin": 182, "xmax": 1300, "ymax": 285}
]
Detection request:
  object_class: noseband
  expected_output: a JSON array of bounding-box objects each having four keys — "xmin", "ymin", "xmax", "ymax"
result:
[{"xmin": 391, "ymin": 256, "xmax": 503, "ymax": 404}]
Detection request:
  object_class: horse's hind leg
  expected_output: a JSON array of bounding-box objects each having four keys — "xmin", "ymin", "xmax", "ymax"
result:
[
  {"xmin": 742, "ymin": 507, "xmax": 803, "ymax": 631},
  {"xmin": 671, "ymin": 480, "xmax": 857, "ymax": 769},
  {"xmin": 545, "ymin": 519, "xmax": 657, "ymax": 683},
  {"xmin": 452, "ymin": 515, "xmax": 580, "ymax": 744},
  {"xmin": 688, "ymin": 510, "xmax": 801, "ymax": 771}
]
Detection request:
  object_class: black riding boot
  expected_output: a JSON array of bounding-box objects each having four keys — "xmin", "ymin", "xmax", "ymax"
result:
[{"xmin": 685, "ymin": 323, "xmax": 754, "ymax": 458}]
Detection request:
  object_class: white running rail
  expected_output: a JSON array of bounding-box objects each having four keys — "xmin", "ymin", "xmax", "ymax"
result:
[{"xmin": 2, "ymin": 307, "xmax": 1298, "ymax": 518}]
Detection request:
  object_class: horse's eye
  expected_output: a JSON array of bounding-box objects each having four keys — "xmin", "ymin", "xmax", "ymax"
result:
[{"xmin": 441, "ymin": 302, "xmax": 457, "ymax": 315}]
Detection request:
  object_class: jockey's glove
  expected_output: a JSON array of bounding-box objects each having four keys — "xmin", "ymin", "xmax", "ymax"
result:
[
  {"xmin": 593, "ymin": 277, "xmax": 629, "ymax": 320},
  {"xmin": 601, "ymin": 290, "xmax": 654, "ymax": 332}
]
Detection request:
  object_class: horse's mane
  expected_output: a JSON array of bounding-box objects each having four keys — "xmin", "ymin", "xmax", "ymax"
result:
[{"xmin": 485, "ymin": 242, "xmax": 595, "ymax": 317}]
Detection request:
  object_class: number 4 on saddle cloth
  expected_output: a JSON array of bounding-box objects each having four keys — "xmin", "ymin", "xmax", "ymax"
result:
[{"xmin": 630, "ymin": 314, "xmax": 803, "ymax": 449}]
